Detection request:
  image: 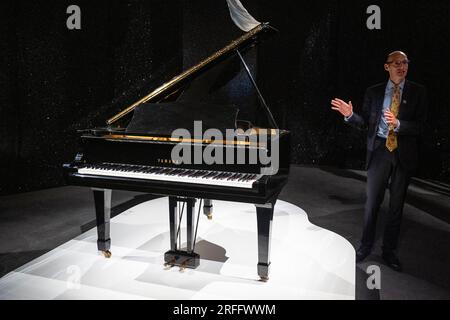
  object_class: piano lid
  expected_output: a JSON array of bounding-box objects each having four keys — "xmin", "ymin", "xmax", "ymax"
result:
[
  {"xmin": 125, "ymin": 102, "xmax": 239, "ymax": 136},
  {"xmin": 106, "ymin": 23, "xmax": 276, "ymax": 126}
]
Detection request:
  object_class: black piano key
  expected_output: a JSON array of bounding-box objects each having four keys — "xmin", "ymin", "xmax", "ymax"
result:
[
  {"xmin": 180, "ymin": 170, "xmax": 190, "ymax": 176},
  {"xmin": 196, "ymin": 171, "xmax": 209, "ymax": 177},
  {"xmin": 209, "ymin": 172, "xmax": 221, "ymax": 178},
  {"xmin": 164, "ymin": 168, "xmax": 176, "ymax": 175},
  {"xmin": 202, "ymin": 171, "xmax": 216, "ymax": 179},
  {"xmin": 212, "ymin": 172, "xmax": 222, "ymax": 180},
  {"xmin": 216, "ymin": 172, "xmax": 227, "ymax": 180},
  {"xmin": 196, "ymin": 172, "xmax": 205, "ymax": 178},
  {"xmin": 187, "ymin": 170, "xmax": 199, "ymax": 177},
  {"xmin": 212, "ymin": 172, "xmax": 225, "ymax": 179},
  {"xmin": 239, "ymin": 174, "xmax": 250, "ymax": 182},
  {"xmin": 230, "ymin": 173, "xmax": 242, "ymax": 181},
  {"xmin": 223, "ymin": 173, "xmax": 234, "ymax": 179}
]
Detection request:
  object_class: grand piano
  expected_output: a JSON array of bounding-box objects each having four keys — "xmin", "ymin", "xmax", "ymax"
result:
[{"xmin": 63, "ymin": 23, "xmax": 290, "ymax": 281}]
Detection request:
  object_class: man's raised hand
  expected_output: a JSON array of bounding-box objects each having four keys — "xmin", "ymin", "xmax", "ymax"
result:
[{"xmin": 331, "ymin": 98, "xmax": 353, "ymax": 118}]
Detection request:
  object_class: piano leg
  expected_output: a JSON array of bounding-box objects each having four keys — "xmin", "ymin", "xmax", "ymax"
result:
[
  {"xmin": 92, "ymin": 188, "xmax": 112, "ymax": 258},
  {"xmin": 203, "ymin": 199, "xmax": 213, "ymax": 220},
  {"xmin": 165, "ymin": 197, "xmax": 200, "ymax": 269},
  {"xmin": 255, "ymin": 199, "xmax": 276, "ymax": 281}
]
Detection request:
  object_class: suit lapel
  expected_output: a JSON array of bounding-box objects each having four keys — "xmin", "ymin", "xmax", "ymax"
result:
[{"xmin": 374, "ymin": 83, "xmax": 386, "ymax": 127}]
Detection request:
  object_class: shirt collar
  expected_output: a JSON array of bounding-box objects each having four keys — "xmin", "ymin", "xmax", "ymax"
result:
[{"xmin": 387, "ymin": 79, "xmax": 405, "ymax": 91}]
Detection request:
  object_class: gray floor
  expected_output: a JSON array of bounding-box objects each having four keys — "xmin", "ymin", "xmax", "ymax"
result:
[{"xmin": 0, "ymin": 165, "xmax": 449, "ymax": 300}]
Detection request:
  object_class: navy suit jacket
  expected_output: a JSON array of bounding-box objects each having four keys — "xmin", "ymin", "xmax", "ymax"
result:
[{"xmin": 346, "ymin": 80, "xmax": 427, "ymax": 173}]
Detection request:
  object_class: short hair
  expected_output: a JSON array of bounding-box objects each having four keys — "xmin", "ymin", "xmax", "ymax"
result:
[{"xmin": 386, "ymin": 51, "xmax": 407, "ymax": 63}]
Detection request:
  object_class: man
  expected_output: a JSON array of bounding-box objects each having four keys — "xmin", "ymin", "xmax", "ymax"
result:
[{"xmin": 331, "ymin": 51, "xmax": 427, "ymax": 272}]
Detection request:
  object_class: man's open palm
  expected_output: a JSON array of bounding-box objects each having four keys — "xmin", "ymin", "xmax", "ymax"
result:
[{"xmin": 331, "ymin": 98, "xmax": 353, "ymax": 117}]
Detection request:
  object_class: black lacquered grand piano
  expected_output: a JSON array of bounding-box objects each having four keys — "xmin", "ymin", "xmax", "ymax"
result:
[{"xmin": 63, "ymin": 23, "xmax": 290, "ymax": 281}]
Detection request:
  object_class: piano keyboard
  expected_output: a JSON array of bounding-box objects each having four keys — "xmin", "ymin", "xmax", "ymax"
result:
[{"xmin": 78, "ymin": 163, "xmax": 261, "ymax": 189}]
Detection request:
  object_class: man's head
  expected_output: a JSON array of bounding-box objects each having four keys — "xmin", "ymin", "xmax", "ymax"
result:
[{"xmin": 384, "ymin": 51, "xmax": 409, "ymax": 84}]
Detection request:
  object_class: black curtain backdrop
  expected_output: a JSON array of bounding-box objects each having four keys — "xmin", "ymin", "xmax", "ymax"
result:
[
  {"xmin": 0, "ymin": 0, "xmax": 449, "ymax": 195},
  {"xmin": 0, "ymin": 0, "xmax": 183, "ymax": 194}
]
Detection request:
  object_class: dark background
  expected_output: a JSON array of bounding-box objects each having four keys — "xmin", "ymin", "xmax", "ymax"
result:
[{"xmin": 1, "ymin": 0, "xmax": 449, "ymax": 195}]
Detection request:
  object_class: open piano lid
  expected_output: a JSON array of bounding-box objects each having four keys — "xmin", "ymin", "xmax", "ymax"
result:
[
  {"xmin": 106, "ymin": 23, "xmax": 276, "ymax": 127},
  {"xmin": 125, "ymin": 102, "xmax": 239, "ymax": 136}
]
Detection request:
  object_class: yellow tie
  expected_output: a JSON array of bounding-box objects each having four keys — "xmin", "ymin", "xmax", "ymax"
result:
[{"xmin": 386, "ymin": 84, "xmax": 401, "ymax": 152}]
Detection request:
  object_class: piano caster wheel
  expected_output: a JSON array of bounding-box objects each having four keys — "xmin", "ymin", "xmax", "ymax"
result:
[
  {"xmin": 102, "ymin": 250, "xmax": 112, "ymax": 258},
  {"xmin": 259, "ymin": 276, "xmax": 269, "ymax": 282},
  {"xmin": 203, "ymin": 202, "xmax": 213, "ymax": 220}
]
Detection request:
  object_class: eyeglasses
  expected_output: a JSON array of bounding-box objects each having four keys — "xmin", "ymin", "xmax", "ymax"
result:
[{"xmin": 386, "ymin": 60, "xmax": 410, "ymax": 67}]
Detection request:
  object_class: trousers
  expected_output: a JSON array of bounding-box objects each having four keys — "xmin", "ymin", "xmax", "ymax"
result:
[{"xmin": 361, "ymin": 137, "xmax": 411, "ymax": 252}]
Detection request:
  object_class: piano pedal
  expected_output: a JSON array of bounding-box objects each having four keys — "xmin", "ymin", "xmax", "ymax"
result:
[
  {"xmin": 179, "ymin": 258, "xmax": 191, "ymax": 273},
  {"xmin": 164, "ymin": 257, "xmax": 177, "ymax": 270},
  {"xmin": 206, "ymin": 213, "xmax": 213, "ymax": 220},
  {"xmin": 163, "ymin": 263, "xmax": 174, "ymax": 270},
  {"xmin": 101, "ymin": 250, "xmax": 112, "ymax": 258},
  {"xmin": 164, "ymin": 250, "xmax": 200, "ymax": 270}
]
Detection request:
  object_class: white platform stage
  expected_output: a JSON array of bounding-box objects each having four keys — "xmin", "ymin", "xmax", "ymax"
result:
[{"xmin": 0, "ymin": 197, "xmax": 355, "ymax": 300}]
